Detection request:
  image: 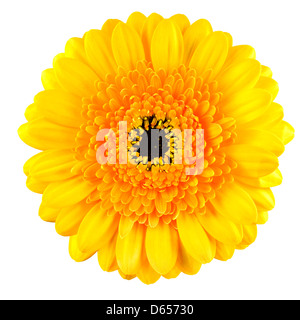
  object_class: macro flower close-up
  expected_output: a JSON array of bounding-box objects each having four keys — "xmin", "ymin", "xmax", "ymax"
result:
[{"xmin": 18, "ymin": 12, "xmax": 294, "ymax": 284}]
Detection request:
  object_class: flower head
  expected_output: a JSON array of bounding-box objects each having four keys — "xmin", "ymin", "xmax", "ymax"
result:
[{"xmin": 18, "ymin": 12, "xmax": 294, "ymax": 284}]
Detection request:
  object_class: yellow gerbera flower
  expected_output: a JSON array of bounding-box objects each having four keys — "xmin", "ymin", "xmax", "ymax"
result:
[{"xmin": 18, "ymin": 12, "xmax": 294, "ymax": 284}]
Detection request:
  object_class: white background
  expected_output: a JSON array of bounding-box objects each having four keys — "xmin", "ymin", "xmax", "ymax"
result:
[{"xmin": 1, "ymin": 0, "xmax": 299, "ymax": 300}]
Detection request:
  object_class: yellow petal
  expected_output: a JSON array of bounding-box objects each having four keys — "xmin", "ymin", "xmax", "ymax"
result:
[
  {"xmin": 84, "ymin": 29, "xmax": 117, "ymax": 79},
  {"xmin": 169, "ymin": 14, "xmax": 190, "ymax": 34},
  {"xmin": 77, "ymin": 204, "xmax": 119, "ymax": 253},
  {"xmin": 271, "ymin": 120, "xmax": 295, "ymax": 145},
  {"xmin": 98, "ymin": 233, "xmax": 119, "ymax": 272},
  {"xmin": 238, "ymin": 224, "xmax": 257, "ymax": 247},
  {"xmin": 151, "ymin": 19, "xmax": 184, "ymax": 73},
  {"xmin": 137, "ymin": 265, "xmax": 160, "ymax": 284},
  {"xmin": 222, "ymin": 144, "xmax": 279, "ymax": 178},
  {"xmin": 163, "ymin": 265, "xmax": 181, "ymax": 279},
  {"xmin": 148, "ymin": 212, "xmax": 160, "ymax": 228},
  {"xmin": 234, "ymin": 168, "xmax": 283, "ymax": 188},
  {"xmin": 220, "ymin": 88, "xmax": 272, "ymax": 125},
  {"xmin": 112, "ymin": 22, "xmax": 145, "ymax": 71},
  {"xmin": 101, "ymin": 19, "xmax": 121, "ymax": 36},
  {"xmin": 137, "ymin": 247, "xmax": 161, "ymax": 285},
  {"xmin": 129, "ymin": 196, "xmax": 142, "ymax": 212},
  {"xmin": 55, "ymin": 200, "xmax": 93, "ymax": 236},
  {"xmin": 177, "ymin": 241, "xmax": 201, "ymax": 275},
  {"xmin": 26, "ymin": 175, "xmax": 48, "ymax": 193},
  {"xmin": 23, "ymin": 152, "xmax": 45, "ymax": 176},
  {"xmin": 141, "ymin": 13, "xmax": 163, "ymax": 61},
  {"xmin": 53, "ymin": 53, "xmax": 65, "ymax": 65},
  {"xmin": 18, "ymin": 118, "xmax": 78, "ymax": 150},
  {"xmin": 224, "ymin": 45, "xmax": 256, "ymax": 68},
  {"xmin": 261, "ymin": 65, "xmax": 273, "ymax": 78},
  {"xmin": 118, "ymin": 270, "xmax": 136, "ymax": 280},
  {"xmin": 215, "ymin": 241, "xmax": 235, "ymax": 261},
  {"xmin": 155, "ymin": 192, "xmax": 167, "ymax": 214},
  {"xmin": 118, "ymin": 215, "xmax": 135, "ymax": 238},
  {"xmin": 259, "ymin": 169, "xmax": 283, "ymax": 187},
  {"xmin": 238, "ymin": 183, "xmax": 275, "ymax": 211},
  {"xmin": 54, "ymin": 57, "xmax": 99, "ymax": 97},
  {"xmin": 126, "ymin": 12, "xmax": 147, "ymax": 36},
  {"xmin": 42, "ymin": 176, "xmax": 97, "ymax": 208},
  {"xmin": 145, "ymin": 221, "xmax": 178, "ymax": 274},
  {"xmin": 30, "ymin": 149, "xmax": 76, "ymax": 181},
  {"xmin": 189, "ymin": 31, "xmax": 228, "ymax": 80},
  {"xmin": 183, "ymin": 19, "xmax": 212, "ymax": 64},
  {"xmin": 235, "ymin": 129, "xmax": 285, "ymax": 157},
  {"xmin": 255, "ymin": 76, "xmax": 279, "ymax": 99},
  {"xmin": 39, "ymin": 203, "xmax": 60, "ymax": 222},
  {"xmin": 177, "ymin": 212, "xmax": 215, "ymax": 264},
  {"xmin": 69, "ymin": 235, "xmax": 95, "ymax": 262},
  {"xmin": 205, "ymin": 123, "xmax": 223, "ymax": 140},
  {"xmin": 257, "ymin": 211, "xmax": 269, "ymax": 225},
  {"xmin": 34, "ymin": 89, "xmax": 83, "ymax": 128},
  {"xmin": 65, "ymin": 37, "xmax": 86, "ymax": 63},
  {"xmin": 25, "ymin": 103, "xmax": 40, "ymax": 122},
  {"xmin": 243, "ymin": 102, "xmax": 283, "ymax": 129},
  {"xmin": 198, "ymin": 205, "xmax": 243, "ymax": 245},
  {"xmin": 217, "ymin": 58, "xmax": 261, "ymax": 98},
  {"xmin": 210, "ymin": 182, "xmax": 258, "ymax": 224},
  {"xmin": 116, "ymin": 222, "xmax": 145, "ymax": 274},
  {"xmin": 41, "ymin": 68, "xmax": 60, "ymax": 90},
  {"xmin": 224, "ymin": 32, "xmax": 233, "ymax": 48}
]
